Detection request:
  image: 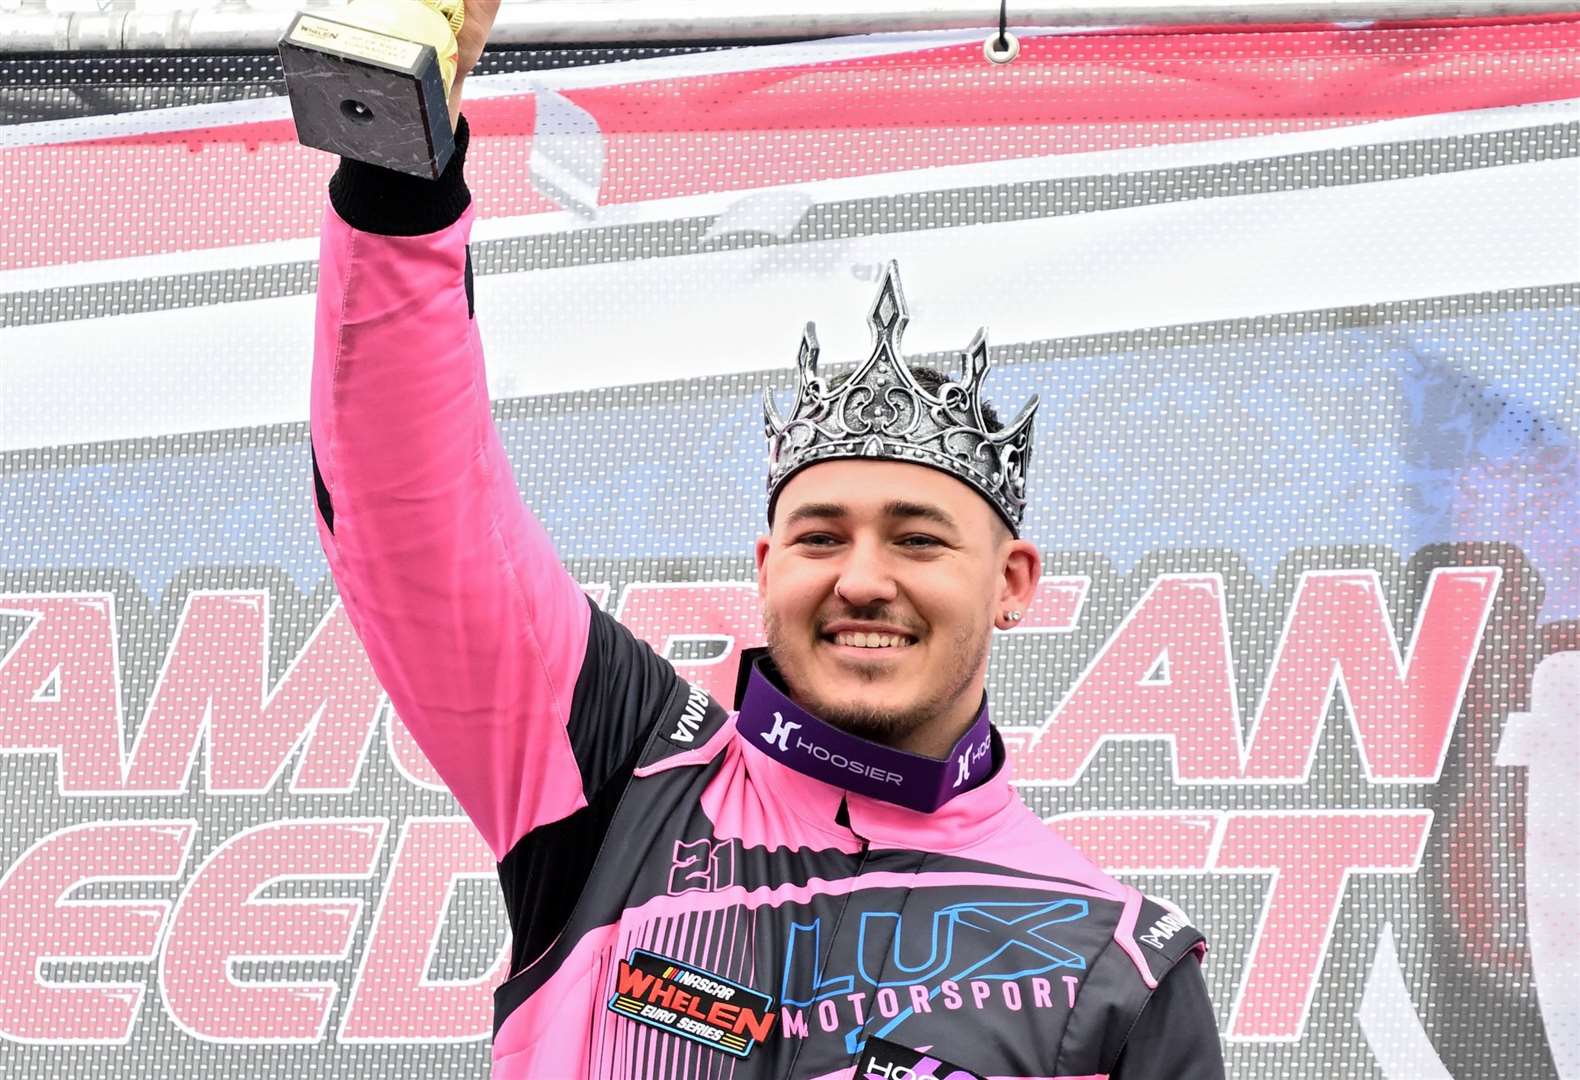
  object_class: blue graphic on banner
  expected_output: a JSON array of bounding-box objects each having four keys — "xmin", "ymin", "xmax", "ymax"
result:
[{"xmin": 3, "ymin": 306, "xmax": 1576, "ymax": 619}]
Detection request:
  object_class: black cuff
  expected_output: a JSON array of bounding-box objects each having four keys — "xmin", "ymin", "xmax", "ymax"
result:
[{"xmin": 328, "ymin": 113, "xmax": 473, "ymax": 236}]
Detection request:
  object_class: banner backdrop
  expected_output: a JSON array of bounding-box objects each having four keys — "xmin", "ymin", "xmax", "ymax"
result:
[{"xmin": 2, "ymin": 17, "xmax": 1578, "ymax": 1078}]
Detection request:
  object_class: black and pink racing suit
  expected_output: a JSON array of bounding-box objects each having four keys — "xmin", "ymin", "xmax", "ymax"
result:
[{"xmin": 309, "ymin": 117, "xmax": 1225, "ymax": 1080}]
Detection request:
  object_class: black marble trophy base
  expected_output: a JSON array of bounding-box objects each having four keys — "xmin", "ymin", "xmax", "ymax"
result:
[{"xmin": 279, "ymin": 12, "xmax": 455, "ymax": 180}]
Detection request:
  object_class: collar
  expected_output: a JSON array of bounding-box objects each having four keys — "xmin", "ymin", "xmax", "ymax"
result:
[{"xmin": 732, "ymin": 654, "xmax": 996, "ymax": 815}]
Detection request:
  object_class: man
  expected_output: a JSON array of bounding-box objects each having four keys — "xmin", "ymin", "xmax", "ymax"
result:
[{"xmin": 309, "ymin": 5, "xmax": 1225, "ymax": 1076}]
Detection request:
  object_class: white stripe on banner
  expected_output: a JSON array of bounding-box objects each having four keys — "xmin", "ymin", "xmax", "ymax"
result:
[
  {"xmin": 1358, "ymin": 925, "xmax": 1453, "ymax": 1079},
  {"xmin": 3, "ymin": 154, "xmax": 1575, "ymax": 451}
]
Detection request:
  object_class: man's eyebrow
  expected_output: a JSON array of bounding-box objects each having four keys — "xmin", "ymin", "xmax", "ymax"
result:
[
  {"xmin": 782, "ymin": 500, "xmax": 959, "ymax": 529},
  {"xmin": 783, "ymin": 502, "xmax": 848, "ymax": 526},
  {"xmin": 884, "ymin": 500, "xmax": 958, "ymax": 529}
]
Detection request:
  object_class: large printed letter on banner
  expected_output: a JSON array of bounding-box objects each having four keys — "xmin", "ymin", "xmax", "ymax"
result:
[
  {"xmin": 1217, "ymin": 810, "xmax": 1432, "ymax": 1040},
  {"xmin": 0, "ymin": 821, "xmax": 197, "ymax": 1042},
  {"xmin": 160, "ymin": 819, "xmax": 386, "ymax": 1042},
  {"xmin": 122, "ymin": 593, "xmax": 384, "ymax": 794},
  {"xmin": 1245, "ymin": 568, "xmax": 1499, "ymax": 781},
  {"xmin": 1024, "ymin": 574, "xmax": 1244, "ymax": 783},
  {"xmin": 341, "ymin": 818, "xmax": 509, "ymax": 1041},
  {"xmin": 0, "ymin": 595, "xmax": 126, "ymax": 793}
]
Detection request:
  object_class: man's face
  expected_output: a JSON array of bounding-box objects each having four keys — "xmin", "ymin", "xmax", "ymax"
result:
[{"xmin": 755, "ymin": 459, "xmax": 1037, "ymax": 756}]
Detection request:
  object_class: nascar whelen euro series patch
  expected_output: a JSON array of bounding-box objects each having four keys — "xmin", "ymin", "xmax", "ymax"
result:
[{"xmin": 606, "ymin": 948, "xmax": 777, "ymax": 1058}]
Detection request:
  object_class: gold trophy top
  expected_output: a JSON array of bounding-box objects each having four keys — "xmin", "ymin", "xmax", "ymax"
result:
[{"xmin": 332, "ymin": 0, "xmax": 467, "ymax": 92}]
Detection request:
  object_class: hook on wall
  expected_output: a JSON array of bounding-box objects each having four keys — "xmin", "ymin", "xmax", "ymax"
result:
[{"xmin": 984, "ymin": 0, "xmax": 1020, "ymax": 63}]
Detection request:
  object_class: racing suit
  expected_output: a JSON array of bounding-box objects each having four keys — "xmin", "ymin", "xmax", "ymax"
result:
[{"xmin": 310, "ymin": 115, "xmax": 1226, "ymax": 1080}]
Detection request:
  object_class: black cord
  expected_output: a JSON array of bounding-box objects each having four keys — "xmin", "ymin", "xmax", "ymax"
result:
[{"xmin": 997, "ymin": 0, "xmax": 1008, "ymax": 51}]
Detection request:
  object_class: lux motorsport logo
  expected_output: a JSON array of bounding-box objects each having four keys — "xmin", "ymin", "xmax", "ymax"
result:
[{"xmin": 777, "ymin": 899, "xmax": 1089, "ymax": 1055}]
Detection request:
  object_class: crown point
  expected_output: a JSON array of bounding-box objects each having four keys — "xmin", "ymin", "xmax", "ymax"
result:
[
  {"xmin": 868, "ymin": 261, "xmax": 910, "ymax": 341},
  {"xmin": 964, "ymin": 329, "xmax": 989, "ymax": 383},
  {"xmin": 799, "ymin": 322, "xmax": 820, "ymax": 373}
]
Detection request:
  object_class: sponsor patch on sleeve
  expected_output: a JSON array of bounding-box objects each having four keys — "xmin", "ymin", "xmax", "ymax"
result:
[
  {"xmin": 661, "ymin": 683, "xmax": 718, "ymax": 748},
  {"xmin": 606, "ymin": 948, "xmax": 777, "ymax": 1058},
  {"xmin": 1130, "ymin": 896, "xmax": 1207, "ymax": 984},
  {"xmin": 858, "ymin": 1037, "xmax": 988, "ymax": 1080}
]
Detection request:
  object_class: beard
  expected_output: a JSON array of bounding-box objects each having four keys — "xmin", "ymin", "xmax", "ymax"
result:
[{"xmin": 762, "ymin": 605, "xmax": 990, "ymax": 753}]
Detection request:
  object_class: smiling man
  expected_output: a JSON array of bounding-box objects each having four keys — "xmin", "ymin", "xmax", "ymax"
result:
[
  {"xmin": 309, "ymin": 10, "xmax": 1224, "ymax": 1076},
  {"xmin": 760, "ymin": 466, "xmax": 1033, "ymax": 761}
]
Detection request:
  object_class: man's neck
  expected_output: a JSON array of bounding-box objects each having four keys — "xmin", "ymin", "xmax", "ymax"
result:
[{"xmin": 893, "ymin": 694, "xmax": 987, "ymax": 760}]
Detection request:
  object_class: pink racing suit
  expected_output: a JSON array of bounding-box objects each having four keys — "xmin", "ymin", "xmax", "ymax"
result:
[{"xmin": 310, "ymin": 116, "xmax": 1224, "ymax": 1080}]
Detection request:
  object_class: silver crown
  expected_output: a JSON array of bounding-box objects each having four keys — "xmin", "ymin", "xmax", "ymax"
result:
[{"xmin": 764, "ymin": 261, "xmax": 1038, "ymax": 534}]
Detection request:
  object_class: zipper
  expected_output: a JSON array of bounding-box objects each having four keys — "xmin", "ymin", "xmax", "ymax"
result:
[{"xmin": 845, "ymin": 849, "xmax": 927, "ymax": 1068}]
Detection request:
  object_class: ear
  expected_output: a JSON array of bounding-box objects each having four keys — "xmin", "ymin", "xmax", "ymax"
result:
[
  {"xmin": 995, "ymin": 538, "xmax": 1042, "ymax": 629},
  {"xmin": 754, "ymin": 534, "xmax": 772, "ymax": 600}
]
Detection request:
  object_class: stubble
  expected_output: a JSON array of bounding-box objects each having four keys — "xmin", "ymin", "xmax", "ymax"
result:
[{"xmin": 762, "ymin": 607, "xmax": 989, "ymax": 752}]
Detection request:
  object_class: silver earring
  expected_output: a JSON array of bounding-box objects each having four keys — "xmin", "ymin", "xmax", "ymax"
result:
[{"xmin": 1005, "ymin": 610, "xmax": 1023, "ymax": 623}]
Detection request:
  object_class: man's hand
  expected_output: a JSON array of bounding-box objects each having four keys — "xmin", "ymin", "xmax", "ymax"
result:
[{"xmin": 447, "ymin": 0, "xmax": 502, "ymax": 129}]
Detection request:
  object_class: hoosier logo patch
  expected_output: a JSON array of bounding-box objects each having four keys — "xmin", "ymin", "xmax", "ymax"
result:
[
  {"xmin": 858, "ymin": 1036, "xmax": 988, "ymax": 1080},
  {"xmin": 606, "ymin": 948, "xmax": 777, "ymax": 1058}
]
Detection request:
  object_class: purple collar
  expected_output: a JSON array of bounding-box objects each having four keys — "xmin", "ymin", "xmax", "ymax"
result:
[{"xmin": 734, "ymin": 661, "xmax": 995, "ymax": 814}]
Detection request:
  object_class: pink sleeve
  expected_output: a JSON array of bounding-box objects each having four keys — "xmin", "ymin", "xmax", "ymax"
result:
[{"xmin": 309, "ymin": 201, "xmax": 592, "ymax": 861}]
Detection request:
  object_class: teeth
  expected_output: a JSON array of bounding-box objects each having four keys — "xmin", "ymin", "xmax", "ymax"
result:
[{"xmin": 833, "ymin": 631, "xmax": 912, "ymax": 648}]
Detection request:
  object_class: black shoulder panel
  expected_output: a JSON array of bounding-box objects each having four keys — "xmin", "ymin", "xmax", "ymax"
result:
[
  {"xmin": 1132, "ymin": 897, "xmax": 1207, "ymax": 985},
  {"xmin": 493, "ymin": 602, "xmax": 686, "ymax": 987},
  {"xmin": 495, "ymin": 736, "xmax": 639, "ymax": 978},
  {"xmin": 1108, "ymin": 956, "xmax": 1226, "ymax": 1080},
  {"xmin": 493, "ymin": 718, "xmax": 738, "ymax": 1030},
  {"xmin": 564, "ymin": 600, "xmax": 685, "ymax": 798},
  {"xmin": 1057, "ymin": 897, "xmax": 1207, "ymax": 1076}
]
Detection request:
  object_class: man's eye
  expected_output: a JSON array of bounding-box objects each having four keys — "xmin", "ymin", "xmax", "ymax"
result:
[
  {"xmin": 899, "ymin": 535, "xmax": 942, "ymax": 548},
  {"xmin": 796, "ymin": 533, "xmax": 839, "ymax": 547}
]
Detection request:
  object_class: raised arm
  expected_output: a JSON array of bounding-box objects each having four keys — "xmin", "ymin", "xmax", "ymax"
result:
[
  {"xmin": 309, "ymin": 116, "xmax": 591, "ymax": 860},
  {"xmin": 307, "ymin": 0, "xmax": 695, "ymax": 873}
]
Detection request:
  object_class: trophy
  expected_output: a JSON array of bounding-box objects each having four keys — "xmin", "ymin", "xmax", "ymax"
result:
[{"xmin": 279, "ymin": 0, "xmax": 465, "ymax": 179}]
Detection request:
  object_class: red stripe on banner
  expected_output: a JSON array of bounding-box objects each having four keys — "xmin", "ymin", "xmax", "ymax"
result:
[
  {"xmin": 6, "ymin": 18, "xmax": 1580, "ymax": 272},
  {"xmin": 545, "ymin": 19, "xmax": 1580, "ymax": 136}
]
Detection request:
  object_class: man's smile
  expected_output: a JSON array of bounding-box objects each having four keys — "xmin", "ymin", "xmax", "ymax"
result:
[{"xmin": 819, "ymin": 620, "xmax": 921, "ymax": 657}]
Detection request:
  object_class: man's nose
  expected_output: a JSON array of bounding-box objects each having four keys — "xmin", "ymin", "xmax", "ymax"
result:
[{"xmin": 833, "ymin": 538, "xmax": 898, "ymax": 608}]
